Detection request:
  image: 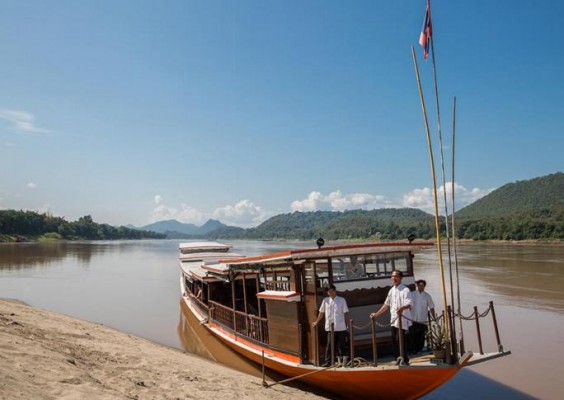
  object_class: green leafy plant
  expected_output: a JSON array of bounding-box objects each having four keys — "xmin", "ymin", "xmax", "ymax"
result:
[{"xmin": 427, "ymin": 319, "xmax": 445, "ymax": 351}]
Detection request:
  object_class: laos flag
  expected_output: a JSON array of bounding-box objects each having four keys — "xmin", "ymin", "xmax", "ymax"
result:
[{"xmin": 419, "ymin": 0, "xmax": 432, "ymax": 60}]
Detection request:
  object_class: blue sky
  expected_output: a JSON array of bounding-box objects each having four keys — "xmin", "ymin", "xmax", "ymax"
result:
[{"xmin": 1, "ymin": 0, "xmax": 562, "ymax": 228}]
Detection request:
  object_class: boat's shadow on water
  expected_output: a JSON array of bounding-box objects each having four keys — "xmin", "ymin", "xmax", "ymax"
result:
[{"xmin": 421, "ymin": 369, "xmax": 536, "ymax": 400}]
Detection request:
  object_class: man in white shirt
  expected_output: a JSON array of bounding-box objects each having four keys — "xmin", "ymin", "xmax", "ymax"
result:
[
  {"xmin": 410, "ymin": 279, "xmax": 436, "ymax": 354},
  {"xmin": 370, "ymin": 270, "xmax": 413, "ymax": 364},
  {"xmin": 312, "ymin": 284, "xmax": 350, "ymax": 366}
]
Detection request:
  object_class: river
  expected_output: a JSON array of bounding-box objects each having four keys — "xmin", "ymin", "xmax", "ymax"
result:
[{"xmin": 0, "ymin": 240, "xmax": 562, "ymax": 399}]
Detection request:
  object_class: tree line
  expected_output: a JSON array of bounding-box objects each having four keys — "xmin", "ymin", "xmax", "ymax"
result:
[
  {"xmin": 0, "ymin": 210, "xmax": 164, "ymax": 241},
  {"xmin": 205, "ymin": 208, "xmax": 563, "ymax": 241},
  {"xmin": 2, "ymin": 207, "xmax": 562, "ymax": 243}
]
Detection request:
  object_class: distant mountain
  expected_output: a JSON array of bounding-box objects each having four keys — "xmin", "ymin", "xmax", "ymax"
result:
[
  {"xmin": 141, "ymin": 219, "xmax": 228, "ymax": 237},
  {"xmin": 456, "ymin": 172, "xmax": 564, "ymax": 219},
  {"xmin": 141, "ymin": 219, "xmax": 200, "ymax": 235},
  {"xmin": 199, "ymin": 219, "xmax": 226, "ymax": 233}
]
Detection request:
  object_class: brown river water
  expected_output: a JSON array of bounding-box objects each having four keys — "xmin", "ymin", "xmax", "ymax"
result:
[{"xmin": 1, "ymin": 240, "xmax": 562, "ymax": 399}]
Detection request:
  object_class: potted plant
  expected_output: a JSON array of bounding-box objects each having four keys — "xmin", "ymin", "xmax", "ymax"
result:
[{"xmin": 427, "ymin": 319, "xmax": 446, "ymax": 360}]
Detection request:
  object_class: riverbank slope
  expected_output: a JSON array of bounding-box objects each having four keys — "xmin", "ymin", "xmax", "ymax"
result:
[{"xmin": 0, "ymin": 299, "xmax": 325, "ymax": 400}]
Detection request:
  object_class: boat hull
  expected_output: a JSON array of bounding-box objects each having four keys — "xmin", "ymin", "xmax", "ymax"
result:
[{"xmin": 179, "ymin": 296, "xmax": 461, "ymax": 400}]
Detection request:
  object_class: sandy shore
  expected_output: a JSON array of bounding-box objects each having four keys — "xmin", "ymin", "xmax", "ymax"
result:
[{"xmin": 0, "ymin": 299, "xmax": 326, "ymax": 400}]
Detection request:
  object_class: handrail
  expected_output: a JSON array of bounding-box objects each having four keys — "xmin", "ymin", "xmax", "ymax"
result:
[
  {"xmin": 209, "ymin": 300, "xmax": 269, "ymax": 344},
  {"xmin": 188, "ymin": 292, "xmax": 209, "ymax": 316}
]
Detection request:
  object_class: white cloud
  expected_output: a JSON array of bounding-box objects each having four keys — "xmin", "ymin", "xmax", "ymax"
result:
[
  {"xmin": 27, "ymin": 182, "xmax": 37, "ymax": 189},
  {"xmin": 213, "ymin": 200, "xmax": 271, "ymax": 228},
  {"xmin": 402, "ymin": 182, "xmax": 494, "ymax": 213},
  {"xmin": 402, "ymin": 187, "xmax": 433, "ymax": 210},
  {"xmin": 290, "ymin": 191, "xmax": 324, "ymax": 212},
  {"xmin": 290, "ymin": 183, "xmax": 493, "ymax": 215},
  {"xmin": 150, "ymin": 202, "xmax": 207, "ymax": 225},
  {"xmin": 149, "ymin": 196, "xmax": 271, "ymax": 228},
  {"xmin": 0, "ymin": 109, "xmax": 51, "ymax": 134},
  {"xmin": 291, "ymin": 190, "xmax": 388, "ymax": 212}
]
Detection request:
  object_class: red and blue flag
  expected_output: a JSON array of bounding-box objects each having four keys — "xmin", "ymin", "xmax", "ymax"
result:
[{"xmin": 419, "ymin": 0, "xmax": 432, "ymax": 60}]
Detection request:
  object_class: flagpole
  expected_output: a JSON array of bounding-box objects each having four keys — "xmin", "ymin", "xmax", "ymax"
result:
[
  {"xmin": 429, "ymin": 31, "xmax": 458, "ymax": 358},
  {"xmin": 411, "ymin": 46, "xmax": 450, "ymax": 339}
]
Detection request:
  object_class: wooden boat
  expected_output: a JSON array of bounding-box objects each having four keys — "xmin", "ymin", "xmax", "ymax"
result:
[{"xmin": 179, "ymin": 241, "xmax": 510, "ymax": 400}]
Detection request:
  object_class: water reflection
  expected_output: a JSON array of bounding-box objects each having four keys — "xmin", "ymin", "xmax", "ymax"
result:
[{"xmin": 0, "ymin": 242, "xmax": 95, "ymax": 269}]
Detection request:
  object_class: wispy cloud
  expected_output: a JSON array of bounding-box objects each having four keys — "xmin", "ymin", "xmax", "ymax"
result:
[
  {"xmin": 27, "ymin": 182, "xmax": 38, "ymax": 189},
  {"xmin": 0, "ymin": 109, "xmax": 51, "ymax": 134}
]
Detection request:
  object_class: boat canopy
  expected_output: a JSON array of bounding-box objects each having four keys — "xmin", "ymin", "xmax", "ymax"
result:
[{"xmin": 224, "ymin": 242, "xmax": 433, "ymax": 270}]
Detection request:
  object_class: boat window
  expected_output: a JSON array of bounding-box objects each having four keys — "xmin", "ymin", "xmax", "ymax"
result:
[
  {"xmin": 260, "ymin": 267, "xmax": 292, "ymax": 291},
  {"xmin": 331, "ymin": 252, "xmax": 411, "ymax": 281},
  {"xmin": 315, "ymin": 260, "xmax": 330, "ymax": 291},
  {"xmin": 332, "ymin": 255, "xmax": 366, "ymax": 280}
]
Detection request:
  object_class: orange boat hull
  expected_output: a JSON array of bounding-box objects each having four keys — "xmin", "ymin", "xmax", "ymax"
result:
[{"xmin": 180, "ymin": 299, "xmax": 461, "ymax": 400}]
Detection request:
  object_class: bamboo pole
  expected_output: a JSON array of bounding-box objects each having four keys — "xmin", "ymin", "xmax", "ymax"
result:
[
  {"xmin": 411, "ymin": 46, "xmax": 450, "ymax": 337},
  {"xmin": 430, "ymin": 35, "xmax": 457, "ymax": 352},
  {"xmin": 451, "ymin": 96, "xmax": 465, "ymax": 354}
]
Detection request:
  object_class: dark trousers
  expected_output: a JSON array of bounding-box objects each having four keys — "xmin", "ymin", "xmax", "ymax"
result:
[
  {"xmin": 391, "ymin": 326, "xmax": 409, "ymax": 363},
  {"xmin": 409, "ymin": 322, "xmax": 428, "ymax": 353},
  {"xmin": 324, "ymin": 330, "xmax": 348, "ymax": 364}
]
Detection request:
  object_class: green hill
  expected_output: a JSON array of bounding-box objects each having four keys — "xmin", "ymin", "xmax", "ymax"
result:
[
  {"xmin": 456, "ymin": 172, "xmax": 564, "ymax": 218},
  {"xmin": 454, "ymin": 172, "xmax": 563, "ymax": 240},
  {"xmin": 207, "ymin": 208, "xmax": 435, "ymax": 241}
]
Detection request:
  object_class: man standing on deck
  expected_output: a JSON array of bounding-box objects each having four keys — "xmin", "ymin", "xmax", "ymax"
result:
[
  {"xmin": 410, "ymin": 279, "xmax": 436, "ymax": 354},
  {"xmin": 312, "ymin": 284, "xmax": 350, "ymax": 367},
  {"xmin": 370, "ymin": 270, "xmax": 413, "ymax": 365}
]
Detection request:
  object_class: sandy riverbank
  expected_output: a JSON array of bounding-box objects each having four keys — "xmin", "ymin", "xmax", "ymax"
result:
[{"xmin": 0, "ymin": 299, "xmax": 326, "ymax": 400}]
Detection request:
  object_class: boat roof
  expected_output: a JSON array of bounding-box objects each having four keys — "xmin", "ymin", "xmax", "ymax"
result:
[
  {"xmin": 180, "ymin": 260, "xmax": 224, "ymax": 282},
  {"xmin": 179, "ymin": 241, "xmax": 232, "ymax": 253},
  {"xmin": 226, "ymin": 241, "xmax": 433, "ymax": 268},
  {"xmin": 180, "ymin": 252, "xmax": 243, "ymax": 262},
  {"xmin": 256, "ymin": 290, "xmax": 301, "ymax": 302}
]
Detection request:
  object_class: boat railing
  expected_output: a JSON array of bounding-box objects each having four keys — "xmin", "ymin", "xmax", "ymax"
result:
[
  {"xmin": 234, "ymin": 310, "xmax": 269, "ymax": 343},
  {"xmin": 188, "ymin": 292, "xmax": 209, "ymax": 316},
  {"xmin": 264, "ymin": 280, "xmax": 291, "ymax": 291},
  {"xmin": 312, "ymin": 301, "xmax": 506, "ymax": 368},
  {"xmin": 455, "ymin": 300, "xmax": 505, "ymax": 355},
  {"xmin": 209, "ymin": 300, "xmax": 235, "ymax": 330},
  {"xmin": 209, "ymin": 300, "xmax": 269, "ymax": 344}
]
